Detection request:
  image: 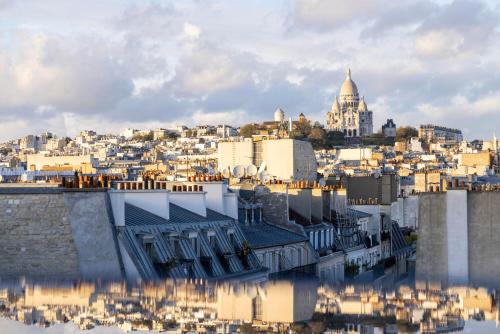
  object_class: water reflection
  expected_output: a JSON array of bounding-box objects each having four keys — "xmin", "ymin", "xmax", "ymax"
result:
[{"xmin": 0, "ymin": 279, "xmax": 499, "ymax": 333}]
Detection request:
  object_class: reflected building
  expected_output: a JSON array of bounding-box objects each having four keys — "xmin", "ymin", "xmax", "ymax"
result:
[
  {"xmin": 216, "ymin": 279, "xmax": 317, "ymax": 323},
  {"xmin": 0, "ymin": 280, "xmax": 499, "ymax": 333}
]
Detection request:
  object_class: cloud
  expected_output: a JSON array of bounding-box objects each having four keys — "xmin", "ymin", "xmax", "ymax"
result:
[
  {"xmin": 414, "ymin": 29, "xmax": 465, "ymax": 57},
  {"xmin": 172, "ymin": 42, "xmax": 252, "ymax": 97},
  {"xmin": 0, "ymin": 31, "xmax": 133, "ymax": 114},
  {"xmin": 290, "ymin": 0, "xmax": 386, "ymax": 30},
  {"xmin": 0, "ymin": 0, "xmax": 500, "ymax": 141},
  {"xmin": 183, "ymin": 22, "xmax": 201, "ymax": 40}
]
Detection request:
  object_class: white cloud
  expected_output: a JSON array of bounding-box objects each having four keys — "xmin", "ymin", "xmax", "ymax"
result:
[
  {"xmin": 173, "ymin": 43, "xmax": 251, "ymax": 96},
  {"xmin": 0, "ymin": 0, "xmax": 500, "ymax": 140},
  {"xmin": 183, "ymin": 22, "xmax": 201, "ymax": 40},
  {"xmin": 414, "ymin": 29, "xmax": 464, "ymax": 57}
]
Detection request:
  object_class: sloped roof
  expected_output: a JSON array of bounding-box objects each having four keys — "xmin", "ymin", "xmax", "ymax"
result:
[
  {"xmin": 241, "ymin": 223, "xmax": 308, "ymax": 249},
  {"xmin": 347, "ymin": 208, "xmax": 372, "ymax": 218},
  {"xmin": 125, "ymin": 202, "xmax": 232, "ymax": 226}
]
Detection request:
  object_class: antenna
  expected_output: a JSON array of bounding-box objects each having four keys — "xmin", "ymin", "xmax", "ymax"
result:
[{"xmin": 257, "ymin": 161, "xmax": 267, "ymax": 174}]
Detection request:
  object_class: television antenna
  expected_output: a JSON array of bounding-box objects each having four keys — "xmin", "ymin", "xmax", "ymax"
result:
[{"xmin": 257, "ymin": 161, "xmax": 267, "ymax": 174}]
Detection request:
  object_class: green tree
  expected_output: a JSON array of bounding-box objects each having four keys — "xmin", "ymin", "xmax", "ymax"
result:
[
  {"xmin": 239, "ymin": 124, "xmax": 257, "ymax": 138},
  {"xmin": 132, "ymin": 132, "xmax": 154, "ymax": 141},
  {"xmin": 344, "ymin": 262, "xmax": 360, "ymax": 278},
  {"xmin": 308, "ymin": 127, "xmax": 327, "ymax": 149},
  {"xmin": 396, "ymin": 126, "xmax": 418, "ymax": 141}
]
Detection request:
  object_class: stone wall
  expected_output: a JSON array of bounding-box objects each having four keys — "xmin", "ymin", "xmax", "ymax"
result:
[
  {"xmin": 64, "ymin": 192, "xmax": 123, "ymax": 280},
  {"xmin": 0, "ymin": 189, "xmax": 123, "ymax": 281},
  {"xmin": 417, "ymin": 191, "xmax": 500, "ymax": 288},
  {"xmin": 0, "ymin": 191, "xmax": 81, "ymax": 280},
  {"xmin": 468, "ymin": 192, "xmax": 500, "ymax": 288},
  {"xmin": 254, "ymin": 184, "xmax": 304, "ymax": 235},
  {"xmin": 416, "ymin": 192, "xmax": 448, "ymax": 286}
]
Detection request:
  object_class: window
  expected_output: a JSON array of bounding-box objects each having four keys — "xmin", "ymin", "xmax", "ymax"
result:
[
  {"xmin": 190, "ymin": 236, "xmax": 200, "ymax": 257},
  {"xmin": 252, "ymin": 294, "xmax": 263, "ymax": 320}
]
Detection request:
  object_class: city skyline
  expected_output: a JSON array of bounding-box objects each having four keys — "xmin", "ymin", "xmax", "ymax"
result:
[{"xmin": 1, "ymin": 0, "xmax": 500, "ymax": 141}]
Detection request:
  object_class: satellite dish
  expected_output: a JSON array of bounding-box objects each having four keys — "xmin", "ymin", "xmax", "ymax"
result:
[
  {"xmin": 246, "ymin": 164, "xmax": 258, "ymax": 177},
  {"xmin": 257, "ymin": 161, "xmax": 267, "ymax": 174},
  {"xmin": 222, "ymin": 168, "xmax": 231, "ymax": 178},
  {"xmin": 258, "ymin": 171, "xmax": 270, "ymax": 183},
  {"xmin": 319, "ymin": 178, "xmax": 326, "ymax": 187},
  {"xmin": 21, "ymin": 173, "xmax": 32, "ymax": 182},
  {"xmin": 233, "ymin": 165, "xmax": 245, "ymax": 178}
]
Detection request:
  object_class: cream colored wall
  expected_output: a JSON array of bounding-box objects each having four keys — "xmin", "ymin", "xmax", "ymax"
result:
[
  {"xmin": 217, "ymin": 141, "xmax": 253, "ymax": 171},
  {"xmin": 262, "ymin": 281, "xmax": 294, "ymax": 323},
  {"xmin": 27, "ymin": 154, "xmax": 93, "ymax": 171},
  {"xmin": 24, "ymin": 285, "xmax": 95, "ymax": 307},
  {"xmin": 262, "ymin": 139, "xmax": 294, "ymax": 180},
  {"xmin": 288, "ymin": 188, "xmax": 312, "ymax": 220},
  {"xmin": 292, "ymin": 140, "xmax": 317, "ymax": 181},
  {"xmin": 216, "ymin": 285, "xmax": 253, "ymax": 321}
]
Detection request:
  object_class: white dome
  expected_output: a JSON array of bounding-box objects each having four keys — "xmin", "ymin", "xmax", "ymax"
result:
[{"xmin": 339, "ymin": 68, "xmax": 359, "ymax": 100}]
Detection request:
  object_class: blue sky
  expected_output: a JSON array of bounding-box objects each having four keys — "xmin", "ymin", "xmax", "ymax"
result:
[{"xmin": 1, "ymin": 0, "xmax": 500, "ymax": 140}]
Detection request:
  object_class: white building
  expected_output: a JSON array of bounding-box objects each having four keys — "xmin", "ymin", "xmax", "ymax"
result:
[
  {"xmin": 326, "ymin": 69, "xmax": 373, "ymax": 137},
  {"xmin": 217, "ymin": 139, "xmax": 317, "ymax": 181}
]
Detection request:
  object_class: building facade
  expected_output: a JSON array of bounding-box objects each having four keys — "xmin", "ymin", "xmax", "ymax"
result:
[
  {"xmin": 326, "ymin": 69, "xmax": 373, "ymax": 137},
  {"xmin": 419, "ymin": 124, "xmax": 463, "ymax": 143}
]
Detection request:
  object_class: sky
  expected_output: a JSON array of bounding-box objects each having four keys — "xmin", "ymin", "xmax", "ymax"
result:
[{"xmin": 1, "ymin": 0, "xmax": 500, "ymax": 141}]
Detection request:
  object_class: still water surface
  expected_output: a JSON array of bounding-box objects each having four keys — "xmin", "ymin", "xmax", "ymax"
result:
[{"xmin": 0, "ymin": 278, "xmax": 499, "ymax": 333}]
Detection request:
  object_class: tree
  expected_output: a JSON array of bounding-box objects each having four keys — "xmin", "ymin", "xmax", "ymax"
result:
[
  {"xmin": 308, "ymin": 127, "xmax": 326, "ymax": 149},
  {"xmin": 308, "ymin": 320, "xmax": 326, "ymax": 334},
  {"xmin": 239, "ymin": 124, "xmax": 257, "ymax": 138},
  {"xmin": 396, "ymin": 126, "xmax": 418, "ymax": 141},
  {"xmin": 324, "ymin": 130, "xmax": 345, "ymax": 148},
  {"xmin": 290, "ymin": 121, "xmax": 312, "ymax": 140},
  {"xmin": 132, "ymin": 132, "xmax": 154, "ymax": 141},
  {"xmin": 344, "ymin": 262, "xmax": 360, "ymax": 278}
]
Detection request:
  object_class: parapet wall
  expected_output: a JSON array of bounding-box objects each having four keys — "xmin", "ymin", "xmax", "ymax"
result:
[
  {"xmin": 0, "ymin": 189, "xmax": 123, "ymax": 281},
  {"xmin": 467, "ymin": 192, "xmax": 500, "ymax": 288},
  {"xmin": 416, "ymin": 190, "xmax": 500, "ymax": 288}
]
